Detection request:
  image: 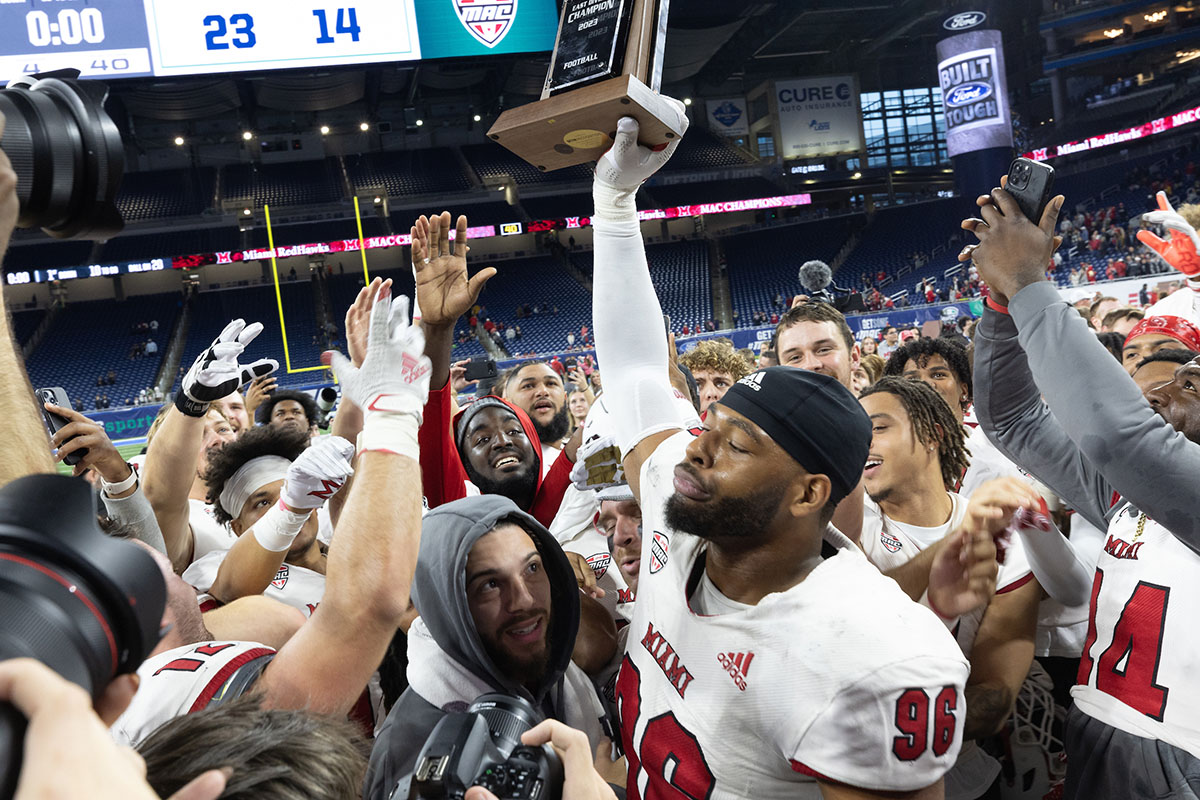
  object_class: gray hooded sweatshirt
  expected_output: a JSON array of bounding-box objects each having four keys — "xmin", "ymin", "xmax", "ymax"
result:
[{"xmin": 364, "ymin": 494, "xmax": 608, "ymax": 800}]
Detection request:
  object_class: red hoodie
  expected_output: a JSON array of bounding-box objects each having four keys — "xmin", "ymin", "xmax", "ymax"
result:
[{"xmin": 418, "ymin": 383, "xmax": 573, "ymax": 527}]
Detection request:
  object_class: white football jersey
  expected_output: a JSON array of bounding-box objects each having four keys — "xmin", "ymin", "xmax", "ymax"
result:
[
  {"xmin": 1072, "ymin": 502, "xmax": 1200, "ymax": 759},
  {"xmin": 860, "ymin": 493, "xmax": 1034, "ymax": 659},
  {"xmin": 188, "ymin": 499, "xmax": 236, "ymax": 563},
  {"xmin": 958, "ymin": 425, "xmax": 1028, "ymax": 500},
  {"xmin": 111, "ymin": 641, "xmax": 275, "ymax": 747},
  {"xmin": 183, "ymin": 551, "xmax": 326, "ymax": 617},
  {"xmin": 620, "ymin": 432, "xmax": 970, "ymax": 798},
  {"xmin": 860, "ymin": 493, "xmax": 1035, "ymax": 799}
]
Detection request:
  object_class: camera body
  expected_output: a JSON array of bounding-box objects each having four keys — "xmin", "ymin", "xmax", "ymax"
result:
[{"xmin": 391, "ymin": 694, "xmax": 562, "ymax": 800}]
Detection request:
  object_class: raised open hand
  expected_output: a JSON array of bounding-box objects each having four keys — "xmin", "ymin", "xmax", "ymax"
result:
[{"xmin": 412, "ymin": 212, "xmax": 496, "ymax": 328}]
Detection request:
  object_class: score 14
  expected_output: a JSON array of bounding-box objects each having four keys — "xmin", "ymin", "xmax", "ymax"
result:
[{"xmin": 202, "ymin": 9, "xmax": 361, "ymax": 50}]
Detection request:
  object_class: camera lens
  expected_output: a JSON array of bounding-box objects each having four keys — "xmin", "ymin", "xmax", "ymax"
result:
[
  {"xmin": 466, "ymin": 693, "xmax": 544, "ymax": 757},
  {"xmin": 0, "ymin": 71, "xmax": 125, "ymax": 239}
]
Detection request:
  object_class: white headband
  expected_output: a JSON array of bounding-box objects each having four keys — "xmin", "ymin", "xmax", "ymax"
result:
[{"xmin": 218, "ymin": 456, "xmax": 291, "ymax": 519}]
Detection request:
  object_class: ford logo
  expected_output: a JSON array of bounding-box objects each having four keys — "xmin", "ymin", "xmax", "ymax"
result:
[
  {"xmin": 943, "ymin": 11, "xmax": 986, "ymax": 30},
  {"xmin": 945, "ymin": 82, "xmax": 992, "ymax": 107}
]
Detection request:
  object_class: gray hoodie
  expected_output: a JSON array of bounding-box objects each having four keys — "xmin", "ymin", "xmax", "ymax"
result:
[{"xmin": 364, "ymin": 494, "xmax": 605, "ymax": 799}]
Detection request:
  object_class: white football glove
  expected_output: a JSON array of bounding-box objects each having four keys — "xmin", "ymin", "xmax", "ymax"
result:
[
  {"xmin": 594, "ymin": 98, "xmax": 689, "ymax": 214},
  {"xmin": 177, "ymin": 319, "xmax": 278, "ymax": 417},
  {"xmin": 280, "ymin": 436, "xmax": 355, "ymax": 511},
  {"xmin": 325, "ymin": 287, "xmax": 430, "ymax": 457},
  {"xmin": 569, "ymin": 433, "xmax": 625, "ymax": 493}
]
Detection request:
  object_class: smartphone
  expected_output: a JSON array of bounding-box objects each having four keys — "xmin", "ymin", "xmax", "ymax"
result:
[
  {"xmin": 564, "ymin": 357, "xmax": 577, "ymax": 370},
  {"xmin": 662, "ymin": 314, "xmax": 671, "ymax": 334},
  {"xmin": 463, "ymin": 359, "xmax": 498, "ymax": 383},
  {"xmin": 1006, "ymin": 157, "xmax": 1056, "ymax": 224},
  {"xmin": 37, "ymin": 386, "xmax": 85, "ymax": 466}
]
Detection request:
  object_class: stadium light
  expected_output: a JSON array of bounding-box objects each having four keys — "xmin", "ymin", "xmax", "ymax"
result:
[
  {"xmin": 320, "ymin": 125, "xmax": 330, "ymax": 135},
  {"xmin": 852, "ymin": 171, "xmax": 862, "ymax": 179},
  {"xmin": 373, "ymin": 196, "xmax": 382, "ymax": 205},
  {"xmin": 1103, "ymin": 28, "xmax": 1123, "ymax": 38},
  {"xmin": 415, "ymin": 119, "xmax": 424, "ymax": 127},
  {"xmin": 683, "ymin": 98, "xmax": 692, "ymax": 106},
  {"xmin": 473, "ymin": 114, "xmax": 482, "ymax": 122},
  {"xmin": 242, "ymin": 131, "xmax": 253, "ymax": 141},
  {"xmin": 1145, "ymin": 10, "xmax": 1167, "ymax": 22},
  {"xmin": 173, "ymin": 136, "xmax": 184, "ymax": 146},
  {"xmin": 242, "ymin": 208, "xmax": 251, "ymax": 216},
  {"xmin": 359, "ymin": 122, "xmax": 370, "ymax": 131}
]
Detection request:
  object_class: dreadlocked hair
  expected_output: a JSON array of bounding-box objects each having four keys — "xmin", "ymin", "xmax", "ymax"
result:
[
  {"xmin": 860, "ymin": 376, "xmax": 970, "ymax": 491},
  {"xmin": 203, "ymin": 424, "xmax": 309, "ymax": 525}
]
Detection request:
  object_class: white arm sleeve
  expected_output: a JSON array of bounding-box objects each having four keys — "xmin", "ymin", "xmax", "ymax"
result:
[
  {"xmin": 1016, "ymin": 519, "xmax": 1093, "ymax": 607},
  {"xmin": 592, "ymin": 121, "xmax": 691, "ymax": 457}
]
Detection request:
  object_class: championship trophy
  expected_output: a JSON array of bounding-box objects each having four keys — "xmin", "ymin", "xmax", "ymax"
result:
[{"xmin": 486, "ymin": 0, "xmax": 682, "ymax": 171}]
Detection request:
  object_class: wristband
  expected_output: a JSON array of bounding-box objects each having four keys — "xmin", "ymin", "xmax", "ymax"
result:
[
  {"xmin": 251, "ymin": 501, "xmax": 311, "ymax": 552},
  {"xmin": 985, "ymin": 296, "xmax": 1010, "ymax": 315},
  {"xmin": 357, "ymin": 412, "xmax": 420, "ymax": 460},
  {"xmin": 100, "ymin": 464, "xmax": 137, "ymax": 496},
  {"xmin": 174, "ymin": 392, "xmax": 211, "ymax": 418}
]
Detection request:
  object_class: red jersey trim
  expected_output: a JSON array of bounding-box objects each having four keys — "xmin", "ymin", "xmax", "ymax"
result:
[
  {"xmin": 985, "ymin": 297, "xmax": 1010, "ymax": 315},
  {"xmin": 996, "ymin": 571, "xmax": 1035, "ymax": 596},
  {"xmin": 789, "ymin": 761, "xmax": 842, "ymax": 784},
  {"xmin": 188, "ymin": 647, "xmax": 275, "ymax": 713}
]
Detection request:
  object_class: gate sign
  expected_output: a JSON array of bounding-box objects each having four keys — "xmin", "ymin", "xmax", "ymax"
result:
[{"xmin": 936, "ymin": 29, "xmax": 1012, "ymax": 157}]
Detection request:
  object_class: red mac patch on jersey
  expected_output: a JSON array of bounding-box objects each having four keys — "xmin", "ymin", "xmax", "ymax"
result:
[
  {"xmin": 880, "ymin": 531, "xmax": 903, "ymax": 553},
  {"xmin": 271, "ymin": 565, "xmax": 289, "ymax": 590},
  {"xmin": 586, "ymin": 552, "xmax": 611, "ymax": 579},
  {"xmin": 649, "ymin": 531, "xmax": 669, "ymax": 573}
]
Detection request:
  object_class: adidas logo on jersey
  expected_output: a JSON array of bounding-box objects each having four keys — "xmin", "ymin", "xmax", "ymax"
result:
[
  {"xmin": 737, "ymin": 371, "xmax": 765, "ymax": 392},
  {"xmin": 717, "ymin": 651, "xmax": 754, "ymax": 691}
]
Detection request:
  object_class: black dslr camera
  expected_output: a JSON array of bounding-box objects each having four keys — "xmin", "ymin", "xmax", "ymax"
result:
[{"xmin": 391, "ymin": 694, "xmax": 563, "ymax": 800}]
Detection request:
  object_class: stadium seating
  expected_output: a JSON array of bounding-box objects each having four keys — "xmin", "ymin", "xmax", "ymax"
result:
[
  {"xmin": 657, "ymin": 127, "xmax": 755, "ymax": 173},
  {"xmin": 725, "ymin": 217, "xmax": 859, "ymax": 325},
  {"xmin": 178, "ymin": 280, "xmax": 326, "ymax": 393},
  {"xmin": 467, "ymin": 255, "xmax": 592, "ymax": 356},
  {"xmin": 346, "ymin": 149, "xmax": 473, "ymax": 196},
  {"xmin": 116, "ymin": 168, "xmax": 216, "ymax": 221},
  {"xmin": 835, "ymin": 200, "xmax": 963, "ymax": 300},
  {"xmin": 645, "ymin": 241, "xmax": 713, "ymax": 334},
  {"xmin": 10, "ymin": 308, "xmax": 45, "ymax": 346},
  {"xmin": 222, "ymin": 159, "xmax": 345, "ymax": 208},
  {"xmin": 461, "ymin": 143, "xmax": 594, "ymax": 186},
  {"xmin": 25, "ymin": 293, "xmax": 180, "ymax": 410}
]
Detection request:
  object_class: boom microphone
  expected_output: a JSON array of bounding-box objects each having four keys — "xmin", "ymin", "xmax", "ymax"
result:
[{"xmin": 798, "ymin": 260, "xmax": 832, "ymax": 293}]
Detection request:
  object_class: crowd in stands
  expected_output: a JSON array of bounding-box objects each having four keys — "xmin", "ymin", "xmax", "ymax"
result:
[{"xmin": 12, "ymin": 104, "xmax": 1200, "ymax": 800}]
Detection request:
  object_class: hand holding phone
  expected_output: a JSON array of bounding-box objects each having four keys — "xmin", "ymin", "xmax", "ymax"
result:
[
  {"xmin": 462, "ymin": 359, "xmax": 498, "ymax": 383},
  {"xmin": 37, "ymin": 387, "xmax": 86, "ymax": 466},
  {"xmin": 1005, "ymin": 158, "xmax": 1055, "ymax": 225}
]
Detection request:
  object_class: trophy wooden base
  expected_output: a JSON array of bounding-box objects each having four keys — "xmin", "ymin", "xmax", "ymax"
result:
[{"xmin": 486, "ymin": 74, "xmax": 684, "ymax": 172}]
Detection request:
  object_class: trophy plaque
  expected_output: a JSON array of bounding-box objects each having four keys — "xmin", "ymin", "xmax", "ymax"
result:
[{"xmin": 486, "ymin": 0, "xmax": 682, "ymax": 171}]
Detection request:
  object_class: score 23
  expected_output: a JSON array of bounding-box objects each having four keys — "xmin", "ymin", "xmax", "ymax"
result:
[{"xmin": 203, "ymin": 9, "xmax": 361, "ymax": 51}]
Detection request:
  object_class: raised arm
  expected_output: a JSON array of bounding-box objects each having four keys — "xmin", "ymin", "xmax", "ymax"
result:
[
  {"xmin": 143, "ymin": 320, "xmax": 277, "ymax": 571},
  {"xmin": 969, "ymin": 182, "xmax": 1200, "ymax": 551},
  {"xmin": 259, "ymin": 286, "xmax": 429, "ymax": 716},
  {"xmin": 206, "ymin": 436, "xmax": 354, "ymax": 604},
  {"xmin": 591, "ymin": 107, "xmax": 690, "ymax": 500},
  {"xmin": 0, "ymin": 131, "xmax": 52, "ymax": 484},
  {"xmin": 412, "ymin": 212, "xmax": 495, "ymax": 392}
]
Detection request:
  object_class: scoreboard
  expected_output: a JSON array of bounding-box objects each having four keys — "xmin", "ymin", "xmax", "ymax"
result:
[{"xmin": 0, "ymin": 0, "xmax": 557, "ymax": 82}]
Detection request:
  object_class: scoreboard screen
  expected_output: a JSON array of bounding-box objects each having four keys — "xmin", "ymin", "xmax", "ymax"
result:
[{"xmin": 0, "ymin": 0, "xmax": 557, "ymax": 82}]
